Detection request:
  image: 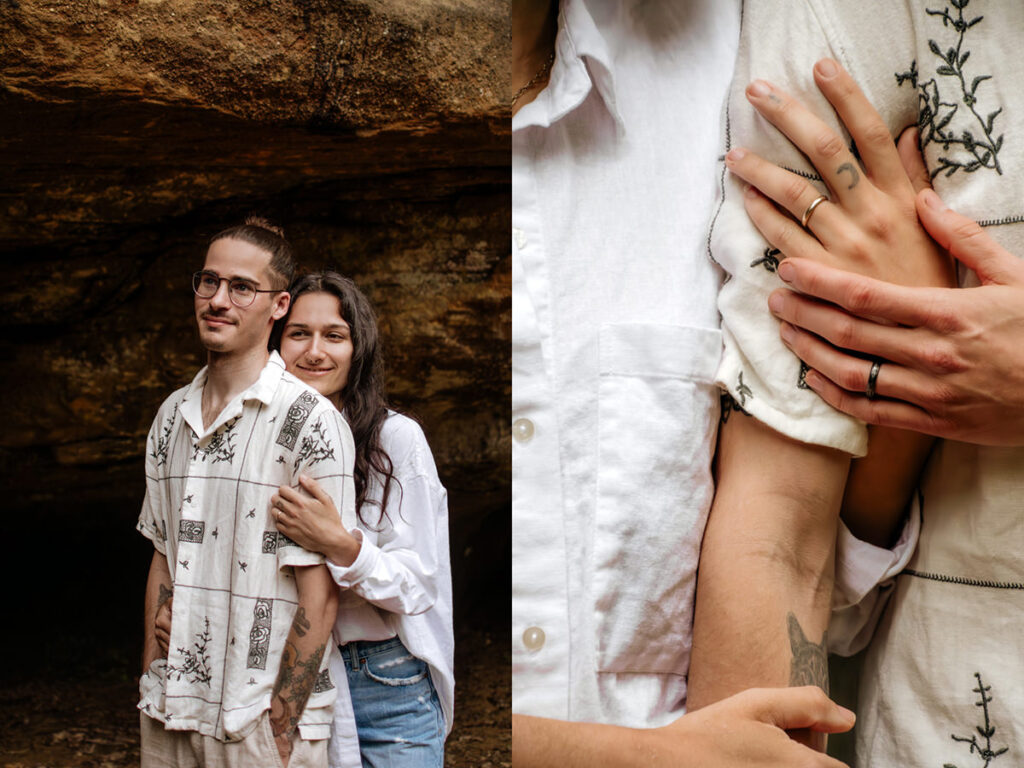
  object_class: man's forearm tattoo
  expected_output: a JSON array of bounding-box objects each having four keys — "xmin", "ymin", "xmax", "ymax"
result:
[
  {"xmin": 292, "ymin": 607, "xmax": 310, "ymax": 638},
  {"xmin": 157, "ymin": 583, "xmax": 173, "ymax": 610},
  {"xmin": 836, "ymin": 161, "xmax": 860, "ymax": 190},
  {"xmin": 787, "ymin": 612, "xmax": 829, "ymax": 694},
  {"xmin": 269, "ymin": 611, "xmax": 327, "ymax": 738}
]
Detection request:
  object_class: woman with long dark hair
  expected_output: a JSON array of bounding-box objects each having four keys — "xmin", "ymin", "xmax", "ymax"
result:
[{"xmin": 269, "ymin": 271, "xmax": 453, "ymax": 768}]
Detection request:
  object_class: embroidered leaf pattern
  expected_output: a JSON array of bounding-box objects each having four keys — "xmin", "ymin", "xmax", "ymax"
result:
[
  {"xmin": 945, "ymin": 672, "xmax": 1008, "ymax": 767},
  {"xmin": 192, "ymin": 417, "xmax": 239, "ymax": 464},
  {"xmin": 293, "ymin": 417, "xmax": 335, "ymax": 471},
  {"xmin": 896, "ymin": 0, "xmax": 1004, "ymax": 179},
  {"xmin": 151, "ymin": 404, "xmax": 178, "ymax": 467},
  {"xmin": 751, "ymin": 246, "xmax": 782, "ymax": 273},
  {"xmin": 167, "ymin": 616, "xmax": 214, "ymax": 686}
]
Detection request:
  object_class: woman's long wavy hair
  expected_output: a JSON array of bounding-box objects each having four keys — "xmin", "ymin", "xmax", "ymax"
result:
[{"xmin": 273, "ymin": 271, "xmax": 399, "ymax": 528}]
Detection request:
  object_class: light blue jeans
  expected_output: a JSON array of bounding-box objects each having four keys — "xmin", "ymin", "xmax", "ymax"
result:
[{"xmin": 340, "ymin": 637, "xmax": 445, "ymax": 768}]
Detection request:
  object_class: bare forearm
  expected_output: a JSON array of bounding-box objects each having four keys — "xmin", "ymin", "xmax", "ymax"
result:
[
  {"xmin": 513, "ymin": 715, "xmax": 644, "ymax": 768},
  {"xmin": 269, "ymin": 566, "xmax": 338, "ymax": 744},
  {"xmin": 142, "ymin": 551, "xmax": 173, "ymax": 672},
  {"xmin": 689, "ymin": 412, "xmax": 848, "ymax": 710},
  {"xmin": 842, "ymin": 426, "xmax": 934, "ymax": 547}
]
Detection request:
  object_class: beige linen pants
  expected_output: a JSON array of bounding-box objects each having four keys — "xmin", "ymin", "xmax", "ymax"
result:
[{"xmin": 140, "ymin": 712, "xmax": 327, "ymax": 768}]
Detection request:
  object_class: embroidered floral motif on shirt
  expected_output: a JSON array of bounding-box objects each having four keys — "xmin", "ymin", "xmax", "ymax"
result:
[
  {"xmin": 246, "ymin": 599, "xmax": 273, "ymax": 670},
  {"xmin": 945, "ymin": 672, "xmax": 1008, "ymax": 767},
  {"xmin": 177, "ymin": 519, "xmax": 205, "ymax": 544},
  {"xmin": 294, "ymin": 416, "xmax": 335, "ymax": 471},
  {"xmin": 167, "ymin": 617, "xmax": 213, "ymax": 686},
  {"xmin": 751, "ymin": 246, "xmax": 782, "ymax": 273},
  {"xmin": 151, "ymin": 404, "xmax": 178, "ymax": 468},
  {"xmin": 276, "ymin": 391, "xmax": 318, "ymax": 450},
  {"xmin": 896, "ymin": 0, "xmax": 1004, "ymax": 179},
  {"xmin": 192, "ymin": 417, "xmax": 239, "ymax": 464}
]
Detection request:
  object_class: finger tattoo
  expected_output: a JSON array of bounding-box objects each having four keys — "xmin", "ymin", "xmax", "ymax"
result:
[{"xmin": 836, "ymin": 162, "xmax": 860, "ymax": 190}]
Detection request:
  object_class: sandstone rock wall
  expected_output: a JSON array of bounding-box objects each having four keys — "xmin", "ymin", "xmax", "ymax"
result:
[{"xmin": 0, "ymin": 0, "xmax": 510, "ymax": 616}]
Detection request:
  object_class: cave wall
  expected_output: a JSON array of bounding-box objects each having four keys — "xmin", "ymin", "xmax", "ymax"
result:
[{"xmin": 0, "ymin": 0, "xmax": 510, "ymax": 621}]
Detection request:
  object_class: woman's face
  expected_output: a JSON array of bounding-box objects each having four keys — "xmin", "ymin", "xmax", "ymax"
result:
[{"xmin": 280, "ymin": 291, "xmax": 354, "ymax": 405}]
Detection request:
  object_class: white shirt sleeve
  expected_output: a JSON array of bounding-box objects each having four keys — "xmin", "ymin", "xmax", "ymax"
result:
[{"xmin": 326, "ymin": 417, "xmax": 444, "ymax": 616}]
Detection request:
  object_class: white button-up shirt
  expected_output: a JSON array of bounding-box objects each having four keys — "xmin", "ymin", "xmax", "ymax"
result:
[
  {"xmin": 512, "ymin": 0, "xmax": 741, "ymax": 727},
  {"xmin": 324, "ymin": 412, "xmax": 454, "ymax": 768},
  {"xmin": 137, "ymin": 352, "xmax": 357, "ymax": 742}
]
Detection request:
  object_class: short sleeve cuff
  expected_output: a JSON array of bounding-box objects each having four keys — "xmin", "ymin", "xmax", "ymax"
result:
[
  {"xmin": 277, "ymin": 542, "xmax": 326, "ymax": 569},
  {"xmin": 137, "ymin": 519, "xmax": 167, "ymax": 555}
]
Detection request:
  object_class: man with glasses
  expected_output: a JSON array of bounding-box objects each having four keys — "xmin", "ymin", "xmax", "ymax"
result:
[{"xmin": 137, "ymin": 218, "xmax": 357, "ymax": 768}]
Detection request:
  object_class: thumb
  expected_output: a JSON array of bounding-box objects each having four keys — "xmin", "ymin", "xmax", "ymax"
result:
[
  {"xmin": 896, "ymin": 126, "xmax": 931, "ymax": 194},
  {"xmin": 916, "ymin": 189, "xmax": 1022, "ymax": 285},
  {"xmin": 749, "ymin": 686, "xmax": 856, "ymax": 734},
  {"xmin": 298, "ymin": 473, "xmax": 331, "ymax": 503}
]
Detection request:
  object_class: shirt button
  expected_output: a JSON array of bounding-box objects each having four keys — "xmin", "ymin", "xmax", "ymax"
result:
[
  {"xmin": 513, "ymin": 418, "xmax": 535, "ymax": 443},
  {"xmin": 522, "ymin": 626, "xmax": 546, "ymax": 652}
]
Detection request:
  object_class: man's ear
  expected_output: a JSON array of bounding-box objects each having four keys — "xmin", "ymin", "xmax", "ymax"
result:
[{"xmin": 272, "ymin": 291, "xmax": 291, "ymax": 321}]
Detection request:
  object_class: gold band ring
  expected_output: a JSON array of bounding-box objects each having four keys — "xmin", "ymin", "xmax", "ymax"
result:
[
  {"xmin": 801, "ymin": 195, "xmax": 829, "ymax": 229},
  {"xmin": 865, "ymin": 360, "xmax": 882, "ymax": 400}
]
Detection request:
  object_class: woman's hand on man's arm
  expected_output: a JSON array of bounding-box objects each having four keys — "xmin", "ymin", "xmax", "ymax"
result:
[{"xmin": 769, "ymin": 192, "xmax": 1024, "ymax": 446}]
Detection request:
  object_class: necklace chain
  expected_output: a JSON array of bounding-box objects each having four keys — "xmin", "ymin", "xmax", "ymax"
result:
[{"xmin": 511, "ymin": 50, "xmax": 555, "ymax": 107}]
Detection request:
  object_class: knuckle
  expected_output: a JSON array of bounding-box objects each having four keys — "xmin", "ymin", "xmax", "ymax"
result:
[
  {"xmin": 837, "ymin": 363, "xmax": 866, "ymax": 392},
  {"xmin": 863, "ymin": 210, "xmax": 896, "ymax": 243},
  {"xmin": 783, "ymin": 176, "xmax": 809, "ymax": 208},
  {"xmin": 951, "ymin": 217, "xmax": 985, "ymax": 245},
  {"xmin": 861, "ymin": 119, "xmax": 894, "ymax": 149},
  {"xmin": 846, "ymin": 281, "xmax": 876, "ymax": 314},
  {"xmin": 832, "ymin": 315, "xmax": 859, "ymax": 349},
  {"xmin": 921, "ymin": 343, "xmax": 963, "ymax": 374},
  {"xmin": 816, "ymin": 131, "xmax": 846, "ymax": 159}
]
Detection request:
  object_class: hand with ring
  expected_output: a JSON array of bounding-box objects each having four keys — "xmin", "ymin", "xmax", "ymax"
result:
[
  {"xmin": 269, "ymin": 475, "xmax": 362, "ymax": 567},
  {"xmin": 725, "ymin": 58, "xmax": 955, "ymax": 294}
]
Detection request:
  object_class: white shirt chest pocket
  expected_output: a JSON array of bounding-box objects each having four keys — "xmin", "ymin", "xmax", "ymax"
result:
[{"xmin": 592, "ymin": 323, "xmax": 722, "ymax": 677}]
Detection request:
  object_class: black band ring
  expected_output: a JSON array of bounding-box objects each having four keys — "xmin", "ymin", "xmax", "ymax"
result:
[{"xmin": 866, "ymin": 360, "xmax": 882, "ymax": 400}]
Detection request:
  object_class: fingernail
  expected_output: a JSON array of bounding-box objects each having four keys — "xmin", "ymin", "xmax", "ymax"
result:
[
  {"xmin": 726, "ymin": 147, "xmax": 746, "ymax": 164},
  {"xmin": 743, "ymin": 184, "xmax": 758, "ymax": 199},
  {"xmin": 777, "ymin": 260, "xmax": 794, "ymax": 282},
  {"xmin": 747, "ymin": 80, "xmax": 772, "ymax": 98},
  {"xmin": 815, "ymin": 58, "xmax": 839, "ymax": 78},
  {"xmin": 838, "ymin": 705, "xmax": 856, "ymax": 723},
  {"xmin": 805, "ymin": 370, "xmax": 823, "ymax": 391},
  {"xmin": 779, "ymin": 321, "xmax": 795, "ymax": 344},
  {"xmin": 768, "ymin": 291, "xmax": 783, "ymax": 315},
  {"xmin": 921, "ymin": 188, "xmax": 945, "ymax": 210}
]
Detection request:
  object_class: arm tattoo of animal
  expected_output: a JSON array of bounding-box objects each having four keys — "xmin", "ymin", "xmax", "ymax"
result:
[
  {"xmin": 787, "ymin": 612, "xmax": 829, "ymax": 694},
  {"xmin": 157, "ymin": 583, "xmax": 173, "ymax": 610},
  {"xmin": 268, "ymin": 612, "xmax": 327, "ymax": 739},
  {"xmin": 836, "ymin": 161, "xmax": 860, "ymax": 189}
]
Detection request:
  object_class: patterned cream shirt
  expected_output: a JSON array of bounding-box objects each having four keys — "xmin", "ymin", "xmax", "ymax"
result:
[{"xmin": 137, "ymin": 351, "xmax": 357, "ymax": 742}]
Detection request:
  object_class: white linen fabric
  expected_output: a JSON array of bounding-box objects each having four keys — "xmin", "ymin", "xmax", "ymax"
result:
[
  {"xmin": 512, "ymin": 0, "xmax": 739, "ymax": 726},
  {"xmin": 137, "ymin": 351, "xmax": 357, "ymax": 743},
  {"xmin": 715, "ymin": 1, "xmax": 1024, "ymax": 763},
  {"xmin": 324, "ymin": 411, "xmax": 454, "ymax": 768}
]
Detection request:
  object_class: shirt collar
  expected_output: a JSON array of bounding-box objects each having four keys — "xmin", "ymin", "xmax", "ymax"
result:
[
  {"xmin": 512, "ymin": 0, "xmax": 623, "ymax": 133},
  {"xmin": 180, "ymin": 351, "xmax": 287, "ymax": 437}
]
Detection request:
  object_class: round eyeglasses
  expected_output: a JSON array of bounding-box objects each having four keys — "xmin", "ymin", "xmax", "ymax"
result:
[{"xmin": 192, "ymin": 271, "xmax": 285, "ymax": 308}]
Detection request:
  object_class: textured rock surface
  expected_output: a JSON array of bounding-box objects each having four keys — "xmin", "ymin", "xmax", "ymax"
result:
[{"xmin": 0, "ymin": 0, "xmax": 509, "ymax": 617}]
